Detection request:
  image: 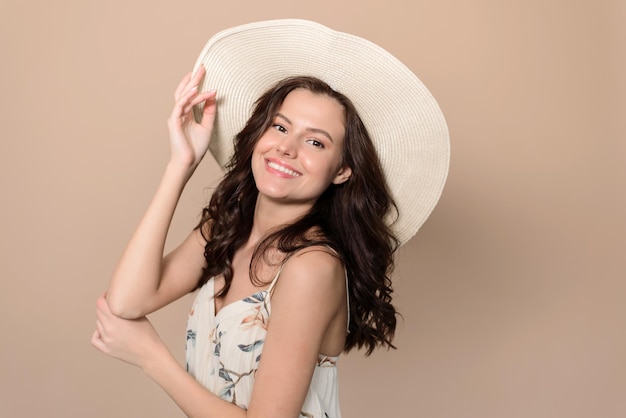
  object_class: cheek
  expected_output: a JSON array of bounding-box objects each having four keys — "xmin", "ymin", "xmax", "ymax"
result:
[
  {"xmin": 252, "ymin": 131, "xmax": 275, "ymax": 151},
  {"xmin": 251, "ymin": 149, "xmax": 265, "ymax": 175},
  {"xmin": 304, "ymin": 157, "xmax": 342, "ymax": 183},
  {"xmin": 252, "ymin": 135, "xmax": 272, "ymax": 159}
]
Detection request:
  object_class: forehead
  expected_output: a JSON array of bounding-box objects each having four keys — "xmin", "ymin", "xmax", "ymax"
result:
[{"xmin": 278, "ymin": 89, "xmax": 346, "ymax": 130}]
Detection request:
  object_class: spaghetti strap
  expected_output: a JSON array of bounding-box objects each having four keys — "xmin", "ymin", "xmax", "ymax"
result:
[{"xmin": 266, "ymin": 264, "xmax": 285, "ymax": 294}]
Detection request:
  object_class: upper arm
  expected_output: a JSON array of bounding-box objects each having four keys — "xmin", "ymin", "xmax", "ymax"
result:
[
  {"xmin": 141, "ymin": 228, "xmax": 207, "ymax": 315},
  {"xmin": 246, "ymin": 249, "xmax": 347, "ymax": 418}
]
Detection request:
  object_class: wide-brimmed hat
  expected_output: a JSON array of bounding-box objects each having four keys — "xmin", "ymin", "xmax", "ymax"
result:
[{"xmin": 192, "ymin": 19, "xmax": 449, "ymax": 245}]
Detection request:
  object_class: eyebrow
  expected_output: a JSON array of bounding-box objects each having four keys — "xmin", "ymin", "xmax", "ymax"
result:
[{"xmin": 276, "ymin": 113, "xmax": 334, "ymax": 143}]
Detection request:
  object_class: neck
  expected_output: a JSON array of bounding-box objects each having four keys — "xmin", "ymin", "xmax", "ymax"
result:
[{"xmin": 247, "ymin": 195, "xmax": 313, "ymax": 245}]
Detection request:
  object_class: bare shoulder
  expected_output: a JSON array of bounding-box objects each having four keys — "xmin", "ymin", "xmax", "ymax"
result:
[
  {"xmin": 286, "ymin": 246, "xmax": 344, "ymax": 280},
  {"xmin": 271, "ymin": 246, "xmax": 346, "ymax": 305}
]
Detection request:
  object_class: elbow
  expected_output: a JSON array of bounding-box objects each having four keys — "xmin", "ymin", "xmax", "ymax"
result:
[{"xmin": 106, "ymin": 293, "xmax": 146, "ymax": 319}]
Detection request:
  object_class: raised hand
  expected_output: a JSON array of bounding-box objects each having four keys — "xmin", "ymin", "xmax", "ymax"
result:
[{"xmin": 167, "ymin": 66, "xmax": 217, "ymax": 171}]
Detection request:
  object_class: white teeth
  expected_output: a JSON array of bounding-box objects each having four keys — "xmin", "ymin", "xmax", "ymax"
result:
[{"xmin": 267, "ymin": 161, "xmax": 300, "ymax": 177}]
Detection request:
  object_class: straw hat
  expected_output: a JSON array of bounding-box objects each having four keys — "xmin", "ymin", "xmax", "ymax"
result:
[{"xmin": 192, "ymin": 19, "xmax": 449, "ymax": 245}]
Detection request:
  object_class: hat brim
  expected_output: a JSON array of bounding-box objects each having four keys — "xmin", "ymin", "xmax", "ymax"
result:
[{"xmin": 192, "ymin": 19, "xmax": 450, "ymax": 245}]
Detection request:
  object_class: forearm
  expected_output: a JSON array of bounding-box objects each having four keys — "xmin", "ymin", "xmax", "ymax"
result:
[
  {"xmin": 107, "ymin": 161, "xmax": 194, "ymax": 318},
  {"xmin": 144, "ymin": 345, "xmax": 247, "ymax": 418}
]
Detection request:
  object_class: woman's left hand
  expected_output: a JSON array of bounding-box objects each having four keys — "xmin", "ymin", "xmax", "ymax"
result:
[{"xmin": 91, "ymin": 295, "xmax": 164, "ymax": 370}]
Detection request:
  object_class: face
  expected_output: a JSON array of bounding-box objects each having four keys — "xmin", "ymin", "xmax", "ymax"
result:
[{"xmin": 251, "ymin": 88, "xmax": 352, "ymax": 208}]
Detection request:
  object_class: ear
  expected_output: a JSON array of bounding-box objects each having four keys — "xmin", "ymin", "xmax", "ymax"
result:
[{"xmin": 332, "ymin": 165, "xmax": 352, "ymax": 185}]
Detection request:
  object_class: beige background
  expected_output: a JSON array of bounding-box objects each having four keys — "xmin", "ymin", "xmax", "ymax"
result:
[{"xmin": 1, "ymin": 0, "xmax": 624, "ymax": 417}]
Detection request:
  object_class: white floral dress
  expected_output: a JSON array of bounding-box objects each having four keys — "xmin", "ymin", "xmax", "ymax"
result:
[{"xmin": 186, "ymin": 271, "xmax": 343, "ymax": 418}]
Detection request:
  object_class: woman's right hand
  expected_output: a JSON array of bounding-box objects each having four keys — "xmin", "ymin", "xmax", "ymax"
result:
[{"xmin": 167, "ymin": 66, "xmax": 217, "ymax": 171}]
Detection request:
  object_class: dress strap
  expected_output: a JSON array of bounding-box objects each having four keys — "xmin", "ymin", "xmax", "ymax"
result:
[{"xmin": 266, "ymin": 264, "xmax": 285, "ymax": 294}]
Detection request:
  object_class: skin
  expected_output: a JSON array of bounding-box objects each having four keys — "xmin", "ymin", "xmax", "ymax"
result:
[
  {"xmin": 91, "ymin": 68, "xmax": 351, "ymax": 418},
  {"xmin": 251, "ymin": 89, "xmax": 351, "ymax": 209}
]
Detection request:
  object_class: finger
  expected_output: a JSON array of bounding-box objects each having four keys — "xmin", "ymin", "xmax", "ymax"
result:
[
  {"xmin": 89, "ymin": 330, "xmax": 104, "ymax": 351},
  {"xmin": 176, "ymin": 66, "xmax": 205, "ymax": 100},
  {"xmin": 182, "ymin": 90, "xmax": 216, "ymax": 115},
  {"xmin": 182, "ymin": 66, "xmax": 207, "ymax": 100},
  {"xmin": 95, "ymin": 308, "xmax": 107, "ymax": 326},
  {"xmin": 199, "ymin": 93, "xmax": 217, "ymax": 128},
  {"xmin": 170, "ymin": 85, "xmax": 201, "ymax": 120},
  {"xmin": 190, "ymin": 65, "xmax": 206, "ymax": 85},
  {"xmin": 90, "ymin": 329, "xmax": 107, "ymax": 353},
  {"xmin": 95, "ymin": 297, "xmax": 113, "ymax": 322},
  {"xmin": 174, "ymin": 72, "xmax": 193, "ymax": 100},
  {"xmin": 192, "ymin": 89, "xmax": 216, "ymax": 105},
  {"xmin": 95, "ymin": 319, "xmax": 106, "ymax": 338},
  {"xmin": 200, "ymin": 91, "xmax": 217, "ymax": 114}
]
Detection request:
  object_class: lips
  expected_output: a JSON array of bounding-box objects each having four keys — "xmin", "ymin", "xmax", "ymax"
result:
[{"xmin": 266, "ymin": 159, "xmax": 302, "ymax": 177}]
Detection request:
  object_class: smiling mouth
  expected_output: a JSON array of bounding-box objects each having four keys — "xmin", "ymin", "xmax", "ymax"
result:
[{"xmin": 266, "ymin": 160, "xmax": 301, "ymax": 177}]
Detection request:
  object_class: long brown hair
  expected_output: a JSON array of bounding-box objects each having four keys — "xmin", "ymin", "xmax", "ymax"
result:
[{"xmin": 197, "ymin": 76, "xmax": 399, "ymax": 355}]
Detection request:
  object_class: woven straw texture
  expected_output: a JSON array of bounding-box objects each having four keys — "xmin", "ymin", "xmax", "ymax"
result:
[{"xmin": 192, "ymin": 19, "xmax": 449, "ymax": 244}]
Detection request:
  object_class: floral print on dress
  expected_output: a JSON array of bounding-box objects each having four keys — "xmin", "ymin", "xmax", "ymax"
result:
[{"xmin": 186, "ymin": 277, "xmax": 342, "ymax": 417}]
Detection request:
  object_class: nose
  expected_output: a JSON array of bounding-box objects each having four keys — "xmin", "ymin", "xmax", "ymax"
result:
[{"xmin": 277, "ymin": 135, "xmax": 297, "ymax": 157}]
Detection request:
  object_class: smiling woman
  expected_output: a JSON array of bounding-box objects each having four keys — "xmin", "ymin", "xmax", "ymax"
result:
[
  {"xmin": 252, "ymin": 86, "xmax": 351, "ymax": 207},
  {"xmin": 91, "ymin": 19, "xmax": 449, "ymax": 418}
]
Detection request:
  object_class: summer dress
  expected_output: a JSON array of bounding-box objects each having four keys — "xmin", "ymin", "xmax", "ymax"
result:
[{"xmin": 186, "ymin": 269, "xmax": 345, "ymax": 418}]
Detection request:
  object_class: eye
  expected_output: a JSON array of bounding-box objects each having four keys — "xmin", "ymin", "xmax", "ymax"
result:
[
  {"xmin": 272, "ymin": 123, "xmax": 287, "ymax": 133},
  {"xmin": 306, "ymin": 139, "xmax": 325, "ymax": 148}
]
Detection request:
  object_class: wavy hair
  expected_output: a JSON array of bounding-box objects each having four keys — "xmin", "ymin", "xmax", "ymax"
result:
[{"xmin": 197, "ymin": 76, "xmax": 399, "ymax": 355}]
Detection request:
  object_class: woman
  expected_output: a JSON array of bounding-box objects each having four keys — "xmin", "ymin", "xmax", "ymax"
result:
[{"xmin": 91, "ymin": 19, "xmax": 449, "ymax": 418}]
